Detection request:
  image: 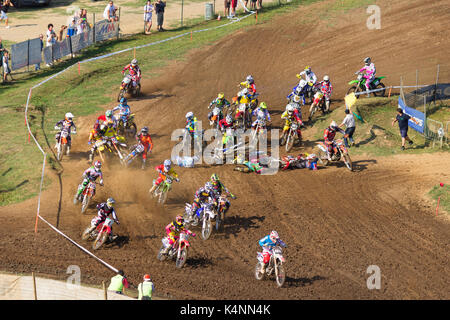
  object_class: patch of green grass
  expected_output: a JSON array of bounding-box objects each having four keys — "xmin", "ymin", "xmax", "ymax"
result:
[{"xmin": 429, "ymin": 184, "xmax": 450, "ymax": 215}]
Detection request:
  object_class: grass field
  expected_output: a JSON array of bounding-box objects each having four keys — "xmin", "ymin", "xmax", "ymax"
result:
[{"xmin": 429, "ymin": 183, "xmax": 450, "ymax": 215}]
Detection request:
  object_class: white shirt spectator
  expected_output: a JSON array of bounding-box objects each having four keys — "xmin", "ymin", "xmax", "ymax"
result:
[
  {"xmin": 103, "ymin": 3, "xmax": 117, "ymax": 20},
  {"xmin": 341, "ymin": 113, "xmax": 355, "ymax": 128},
  {"xmin": 46, "ymin": 29, "xmax": 56, "ymax": 47},
  {"xmin": 144, "ymin": 4, "xmax": 154, "ymax": 21}
]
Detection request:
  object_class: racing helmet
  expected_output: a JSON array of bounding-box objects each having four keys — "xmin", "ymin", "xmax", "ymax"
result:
[
  {"xmin": 323, "ymin": 75, "xmax": 330, "ymax": 82},
  {"xmin": 94, "ymin": 161, "xmax": 102, "ymax": 172},
  {"xmin": 364, "ymin": 57, "xmax": 371, "ymax": 65},
  {"xmin": 65, "ymin": 112, "xmax": 74, "ymax": 121},
  {"xmin": 105, "ymin": 110, "xmax": 113, "ymax": 118},
  {"xmin": 270, "ymin": 230, "xmax": 279, "ymax": 242},
  {"xmin": 210, "ymin": 173, "xmax": 219, "ymax": 186},
  {"xmin": 241, "ymin": 88, "xmax": 249, "ymax": 96},
  {"xmin": 217, "ymin": 92, "xmax": 225, "ymax": 100},
  {"xmin": 119, "ymin": 97, "xmax": 127, "ymax": 105},
  {"xmin": 131, "ymin": 58, "xmax": 138, "ymax": 66},
  {"xmin": 329, "ymin": 120, "xmax": 337, "ymax": 131},
  {"xmin": 259, "ymin": 102, "xmax": 267, "ymax": 110},
  {"xmin": 163, "ymin": 159, "xmax": 172, "ymax": 172},
  {"xmin": 185, "ymin": 111, "xmax": 194, "ymax": 120},
  {"xmin": 106, "ymin": 197, "xmax": 115, "ymax": 208},
  {"xmin": 246, "ymin": 75, "xmax": 254, "ymax": 84},
  {"xmin": 286, "ymin": 105, "xmax": 294, "ymax": 115},
  {"xmin": 304, "ymin": 66, "xmax": 311, "ymax": 74},
  {"xmin": 141, "ymin": 126, "xmax": 149, "ymax": 135},
  {"xmin": 174, "ymin": 215, "xmax": 184, "ymax": 230}
]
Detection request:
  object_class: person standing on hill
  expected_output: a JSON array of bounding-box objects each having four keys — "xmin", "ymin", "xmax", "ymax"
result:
[
  {"xmin": 339, "ymin": 109, "xmax": 356, "ymax": 148},
  {"xmin": 138, "ymin": 274, "xmax": 155, "ymax": 300},
  {"xmin": 391, "ymin": 108, "xmax": 419, "ymax": 150},
  {"xmin": 0, "ymin": 0, "xmax": 13, "ymax": 29},
  {"xmin": 108, "ymin": 270, "xmax": 129, "ymax": 295},
  {"xmin": 155, "ymin": 0, "xmax": 166, "ymax": 32},
  {"xmin": 144, "ymin": 0, "xmax": 154, "ymax": 34}
]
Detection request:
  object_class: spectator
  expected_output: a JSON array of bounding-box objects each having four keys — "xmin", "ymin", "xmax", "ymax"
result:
[
  {"xmin": 258, "ymin": 0, "xmax": 262, "ymax": 10},
  {"xmin": 0, "ymin": 0, "xmax": 13, "ymax": 29},
  {"xmin": 34, "ymin": 34, "xmax": 43, "ymax": 71},
  {"xmin": 46, "ymin": 24, "xmax": 57, "ymax": 47},
  {"xmin": 230, "ymin": 0, "xmax": 237, "ymax": 18},
  {"xmin": 155, "ymin": 0, "xmax": 166, "ymax": 32},
  {"xmin": 2, "ymin": 50, "xmax": 12, "ymax": 83},
  {"xmin": 224, "ymin": 0, "xmax": 231, "ymax": 18},
  {"xmin": 67, "ymin": 18, "xmax": 76, "ymax": 37},
  {"xmin": 107, "ymin": 270, "xmax": 129, "ymax": 295},
  {"xmin": 57, "ymin": 25, "xmax": 68, "ymax": 41},
  {"xmin": 0, "ymin": 37, "xmax": 5, "ymax": 68},
  {"xmin": 339, "ymin": 108, "xmax": 356, "ymax": 148},
  {"xmin": 144, "ymin": 0, "xmax": 154, "ymax": 34},
  {"xmin": 391, "ymin": 108, "xmax": 419, "ymax": 150},
  {"xmin": 137, "ymin": 274, "xmax": 154, "ymax": 300},
  {"xmin": 250, "ymin": 0, "xmax": 256, "ymax": 11},
  {"xmin": 104, "ymin": 1, "xmax": 119, "ymax": 22}
]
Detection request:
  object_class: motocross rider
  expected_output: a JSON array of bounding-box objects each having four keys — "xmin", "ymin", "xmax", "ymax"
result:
[
  {"xmin": 87, "ymin": 197, "xmax": 120, "ymax": 242},
  {"xmin": 240, "ymin": 75, "xmax": 257, "ymax": 98},
  {"xmin": 148, "ymin": 159, "xmax": 179, "ymax": 194},
  {"xmin": 132, "ymin": 126, "xmax": 153, "ymax": 170},
  {"xmin": 185, "ymin": 111, "xmax": 199, "ymax": 139},
  {"xmin": 323, "ymin": 120, "xmax": 345, "ymax": 161},
  {"xmin": 297, "ymin": 66, "xmax": 317, "ymax": 102},
  {"xmin": 357, "ymin": 57, "xmax": 376, "ymax": 96},
  {"xmin": 233, "ymin": 155, "xmax": 263, "ymax": 174},
  {"xmin": 281, "ymin": 153, "xmax": 318, "ymax": 171},
  {"xmin": 258, "ymin": 230, "xmax": 287, "ymax": 274},
  {"xmin": 113, "ymin": 97, "xmax": 131, "ymax": 125},
  {"xmin": 76, "ymin": 161, "xmax": 104, "ymax": 199},
  {"xmin": 288, "ymin": 79, "xmax": 308, "ymax": 105},
  {"xmin": 122, "ymin": 58, "xmax": 141, "ymax": 88},
  {"xmin": 219, "ymin": 114, "xmax": 235, "ymax": 148},
  {"xmin": 94, "ymin": 109, "xmax": 114, "ymax": 132},
  {"xmin": 208, "ymin": 173, "xmax": 236, "ymax": 215},
  {"xmin": 54, "ymin": 112, "xmax": 77, "ymax": 153},
  {"xmin": 251, "ymin": 102, "xmax": 271, "ymax": 129},
  {"xmin": 163, "ymin": 215, "xmax": 196, "ymax": 253},
  {"xmin": 281, "ymin": 105, "xmax": 303, "ymax": 140},
  {"xmin": 314, "ymin": 75, "xmax": 333, "ymax": 113},
  {"xmin": 190, "ymin": 182, "xmax": 216, "ymax": 217},
  {"xmin": 208, "ymin": 93, "xmax": 230, "ymax": 124}
]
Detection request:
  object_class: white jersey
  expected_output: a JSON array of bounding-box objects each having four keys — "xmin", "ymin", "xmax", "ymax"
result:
[{"xmin": 299, "ymin": 70, "xmax": 317, "ymax": 84}]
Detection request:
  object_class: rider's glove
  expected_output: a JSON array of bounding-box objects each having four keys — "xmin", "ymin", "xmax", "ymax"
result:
[
  {"xmin": 175, "ymin": 178, "xmax": 180, "ymax": 182},
  {"xmin": 54, "ymin": 126, "xmax": 60, "ymax": 130},
  {"xmin": 191, "ymin": 233, "xmax": 196, "ymax": 237},
  {"xmin": 99, "ymin": 179, "xmax": 104, "ymax": 186},
  {"xmin": 230, "ymin": 194, "xmax": 237, "ymax": 200},
  {"xmin": 116, "ymin": 220, "xmax": 120, "ymax": 225}
]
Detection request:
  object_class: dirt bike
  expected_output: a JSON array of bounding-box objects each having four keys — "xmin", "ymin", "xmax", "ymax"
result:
[
  {"xmin": 73, "ymin": 177, "xmax": 102, "ymax": 214},
  {"xmin": 347, "ymin": 73, "xmax": 386, "ymax": 98},
  {"xmin": 117, "ymin": 74, "xmax": 141, "ymax": 102},
  {"xmin": 124, "ymin": 143, "xmax": 146, "ymax": 167},
  {"xmin": 255, "ymin": 245, "xmax": 286, "ymax": 287},
  {"xmin": 150, "ymin": 175, "xmax": 177, "ymax": 205},
  {"xmin": 157, "ymin": 231, "xmax": 192, "ymax": 268},
  {"xmin": 280, "ymin": 121, "xmax": 302, "ymax": 152},
  {"xmin": 181, "ymin": 128, "xmax": 207, "ymax": 152},
  {"xmin": 54, "ymin": 127, "xmax": 76, "ymax": 161},
  {"xmin": 308, "ymin": 91, "xmax": 327, "ymax": 122},
  {"xmin": 215, "ymin": 195, "xmax": 231, "ymax": 231},
  {"xmin": 114, "ymin": 113, "xmax": 137, "ymax": 139},
  {"xmin": 81, "ymin": 217, "xmax": 116, "ymax": 250},
  {"xmin": 183, "ymin": 199, "xmax": 216, "ymax": 240},
  {"xmin": 251, "ymin": 115, "xmax": 269, "ymax": 141},
  {"xmin": 209, "ymin": 106, "xmax": 223, "ymax": 131},
  {"xmin": 316, "ymin": 138, "xmax": 353, "ymax": 171},
  {"xmin": 102, "ymin": 135, "xmax": 128, "ymax": 165}
]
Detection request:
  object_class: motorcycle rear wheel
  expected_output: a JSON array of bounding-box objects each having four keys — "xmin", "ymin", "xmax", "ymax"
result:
[
  {"xmin": 157, "ymin": 244, "xmax": 167, "ymax": 261},
  {"xmin": 373, "ymin": 83, "xmax": 386, "ymax": 97},
  {"xmin": 255, "ymin": 262, "xmax": 265, "ymax": 280},
  {"xmin": 176, "ymin": 247, "xmax": 187, "ymax": 268}
]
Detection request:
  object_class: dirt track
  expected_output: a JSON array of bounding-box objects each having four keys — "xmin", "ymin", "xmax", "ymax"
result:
[{"xmin": 1, "ymin": 0, "xmax": 449, "ymax": 299}]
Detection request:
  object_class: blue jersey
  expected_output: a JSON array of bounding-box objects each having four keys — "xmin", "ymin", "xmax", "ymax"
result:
[
  {"xmin": 113, "ymin": 104, "xmax": 131, "ymax": 117},
  {"xmin": 259, "ymin": 235, "xmax": 286, "ymax": 249}
]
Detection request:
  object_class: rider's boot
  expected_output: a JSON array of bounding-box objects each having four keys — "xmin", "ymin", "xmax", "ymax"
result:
[
  {"xmin": 109, "ymin": 233, "xmax": 118, "ymax": 242},
  {"xmin": 141, "ymin": 158, "xmax": 146, "ymax": 170},
  {"xmin": 66, "ymin": 146, "xmax": 70, "ymax": 156},
  {"xmin": 88, "ymin": 152, "xmax": 94, "ymax": 163},
  {"xmin": 149, "ymin": 183, "xmax": 157, "ymax": 194},
  {"xmin": 365, "ymin": 88, "xmax": 370, "ymax": 97}
]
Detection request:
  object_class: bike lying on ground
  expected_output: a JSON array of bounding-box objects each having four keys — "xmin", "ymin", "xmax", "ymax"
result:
[
  {"xmin": 73, "ymin": 177, "xmax": 102, "ymax": 214},
  {"xmin": 255, "ymin": 245, "xmax": 286, "ymax": 287},
  {"xmin": 117, "ymin": 74, "xmax": 141, "ymax": 102},
  {"xmin": 54, "ymin": 127, "xmax": 76, "ymax": 161},
  {"xmin": 82, "ymin": 217, "xmax": 117, "ymax": 250},
  {"xmin": 316, "ymin": 138, "xmax": 353, "ymax": 171},
  {"xmin": 347, "ymin": 73, "xmax": 386, "ymax": 98},
  {"xmin": 123, "ymin": 143, "xmax": 146, "ymax": 167},
  {"xmin": 157, "ymin": 231, "xmax": 193, "ymax": 268},
  {"xmin": 150, "ymin": 175, "xmax": 178, "ymax": 205}
]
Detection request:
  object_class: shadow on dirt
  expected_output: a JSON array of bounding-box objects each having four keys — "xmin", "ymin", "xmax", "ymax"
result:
[
  {"xmin": 350, "ymin": 159, "xmax": 377, "ymax": 172},
  {"xmin": 109, "ymin": 235, "xmax": 130, "ymax": 249},
  {"xmin": 285, "ymin": 275, "xmax": 327, "ymax": 288},
  {"xmin": 219, "ymin": 215, "xmax": 266, "ymax": 238},
  {"xmin": 187, "ymin": 256, "xmax": 214, "ymax": 269}
]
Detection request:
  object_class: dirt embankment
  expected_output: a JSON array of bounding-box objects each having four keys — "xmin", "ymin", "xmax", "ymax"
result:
[{"xmin": 1, "ymin": 0, "xmax": 449, "ymax": 299}]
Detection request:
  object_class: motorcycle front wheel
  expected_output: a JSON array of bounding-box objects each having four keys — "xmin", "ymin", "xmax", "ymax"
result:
[
  {"xmin": 81, "ymin": 195, "xmax": 91, "ymax": 214},
  {"xmin": 176, "ymin": 247, "xmax": 187, "ymax": 269},
  {"xmin": 201, "ymin": 218, "xmax": 212, "ymax": 240},
  {"xmin": 92, "ymin": 231, "xmax": 108, "ymax": 250},
  {"xmin": 157, "ymin": 244, "xmax": 167, "ymax": 261},
  {"xmin": 57, "ymin": 144, "xmax": 66, "ymax": 161},
  {"xmin": 317, "ymin": 148, "xmax": 329, "ymax": 166},
  {"xmin": 275, "ymin": 263, "xmax": 286, "ymax": 287},
  {"xmin": 285, "ymin": 132, "xmax": 294, "ymax": 152},
  {"xmin": 343, "ymin": 153, "xmax": 353, "ymax": 172},
  {"xmin": 81, "ymin": 226, "xmax": 93, "ymax": 241}
]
